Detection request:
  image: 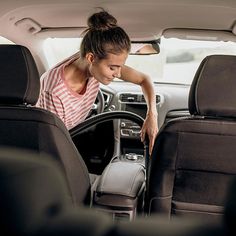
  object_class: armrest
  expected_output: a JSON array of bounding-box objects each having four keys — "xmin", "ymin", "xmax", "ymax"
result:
[{"xmin": 96, "ymin": 161, "xmax": 145, "ymax": 198}]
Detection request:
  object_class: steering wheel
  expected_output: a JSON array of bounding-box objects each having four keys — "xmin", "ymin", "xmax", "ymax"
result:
[
  {"xmin": 70, "ymin": 110, "xmax": 149, "ymax": 162},
  {"xmin": 70, "ymin": 111, "xmax": 150, "ymax": 198},
  {"xmin": 87, "ymin": 89, "xmax": 105, "ymax": 118}
]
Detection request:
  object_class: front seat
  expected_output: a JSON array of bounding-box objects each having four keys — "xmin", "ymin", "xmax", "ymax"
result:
[
  {"xmin": 0, "ymin": 44, "xmax": 91, "ymax": 205},
  {"xmin": 146, "ymin": 55, "xmax": 236, "ymax": 221},
  {"xmin": 0, "ymin": 44, "xmax": 146, "ymax": 209}
]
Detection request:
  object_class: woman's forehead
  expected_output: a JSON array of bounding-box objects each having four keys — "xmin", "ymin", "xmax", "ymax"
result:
[{"xmin": 104, "ymin": 52, "xmax": 128, "ymax": 65}]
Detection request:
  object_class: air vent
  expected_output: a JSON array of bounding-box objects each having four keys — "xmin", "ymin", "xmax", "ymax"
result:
[
  {"xmin": 119, "ymin": 94, "xmax": 140, "ymax": 103},
  {"xmin": 119, "ymin": 93, "xmax": 160, "ymax": 104},
  {"xmin": 140, "ymin": 95, "xmax": 161, "ymax": 103}
]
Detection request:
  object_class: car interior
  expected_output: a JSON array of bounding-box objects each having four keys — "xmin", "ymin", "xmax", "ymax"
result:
[{"xmin": 0, "ymin": 0, "xmax": 236, "ymax": 235}]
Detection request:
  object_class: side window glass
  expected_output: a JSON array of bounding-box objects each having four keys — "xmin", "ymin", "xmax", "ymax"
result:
[
  {"xmin": 43, "ymin": 38, "xmax": 82, "ymax": 68},
  {"xmin": 0, "ymin": 36, "xmax": 14, "ymax": 45}
]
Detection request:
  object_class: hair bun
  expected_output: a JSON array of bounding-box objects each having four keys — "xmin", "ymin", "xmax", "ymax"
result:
[{"xmin": 87, "ymin": 10, "xmax": 117, "ymax": 31}]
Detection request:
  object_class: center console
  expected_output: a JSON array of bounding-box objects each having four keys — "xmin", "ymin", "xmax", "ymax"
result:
[
  {"xmin": 119, "ymin": 94, "xmax": 147, "ymax": 140},
  {"xmin": 117, "ymin": 93, "xmax": 160, "ymax": 158},
  {"xmin": 92, "ymin": 92, "xmax": 161, "ymax": 221}
]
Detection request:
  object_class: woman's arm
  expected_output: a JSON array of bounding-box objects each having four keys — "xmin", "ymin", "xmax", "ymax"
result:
[{"xmin": 120, "ymin": 65, "xmax": 158, "ymax": 155}]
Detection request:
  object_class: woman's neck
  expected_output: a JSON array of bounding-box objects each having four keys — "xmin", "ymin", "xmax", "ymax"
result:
[{"xmin": 64, "ymin": 58, "xmax": 90, "ymax": 94}]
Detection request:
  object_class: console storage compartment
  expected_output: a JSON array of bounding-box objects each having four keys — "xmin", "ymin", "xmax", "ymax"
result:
[{"xmin": 93, "ymin": 160, "xmax": 145, "ymax": 220}]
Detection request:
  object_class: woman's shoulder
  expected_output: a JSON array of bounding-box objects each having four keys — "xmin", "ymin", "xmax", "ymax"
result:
[{"xmin": 40, "ymin": 68, "xmax": 65, "ymax": 93}]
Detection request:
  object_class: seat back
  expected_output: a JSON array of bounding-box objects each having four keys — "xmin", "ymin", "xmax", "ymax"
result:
[
  {"xmin": 0, "ymin": 147, "xmax": 113, "ymax": 236},
  {"xmin": 147, "ymin": 55, "xmax": 236, "ymax": 220},
  {"xmin": 0, "ymin": 147, "xmax": 70, "ymax": 235},
  {"xmin": 0, "ymin": 45, "xmax": 90, "ymax": 205}
]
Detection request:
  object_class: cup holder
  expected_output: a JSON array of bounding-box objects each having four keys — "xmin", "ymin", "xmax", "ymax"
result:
[{"xmin": 123, "ymin": 153, "xmax": 144, "ymax": 163}]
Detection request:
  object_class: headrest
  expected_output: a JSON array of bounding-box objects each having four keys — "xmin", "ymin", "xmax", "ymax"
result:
[
  {"xmin": 0, "ymin": 45, "xmax": 40, "ymax": 105},
  {"xmin": 0, "ymin": 147, "xmax": 70, "ymax": 234},
  {"xmin": 189, "ymin": 55, "xmax": 236, "ymax": 118}
]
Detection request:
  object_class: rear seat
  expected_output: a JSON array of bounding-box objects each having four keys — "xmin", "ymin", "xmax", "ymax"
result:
[{"xmin": 0, "ymin": 147, "xmax": 112, "ymax": 236}]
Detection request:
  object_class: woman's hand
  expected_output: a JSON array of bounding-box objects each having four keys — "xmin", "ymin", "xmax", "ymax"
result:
[{"xmin": 140, "ymin": 112, "xmax": 158, "ymax": 155}]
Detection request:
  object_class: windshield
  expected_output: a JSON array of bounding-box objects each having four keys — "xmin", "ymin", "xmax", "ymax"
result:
[{"xmin": 43, "ymin": 37, "xmax": 236, "ymax": 85}]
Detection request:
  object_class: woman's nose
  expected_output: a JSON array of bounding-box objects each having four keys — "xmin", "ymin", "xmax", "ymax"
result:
[{"xmin": 113, "ymin": 68, "xmax": 121, "ymax": 78}]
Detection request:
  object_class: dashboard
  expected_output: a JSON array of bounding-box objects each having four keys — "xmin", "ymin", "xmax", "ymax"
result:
[
  {"xmin": 72, "ymin": 81, "xmax": 190, "ymax": 175},
  {"xmin": 101, "ymin": 81, "xmax": 190, "ymax": 126},
  {"xmin": 100, "ymin": 81, "xmax": 190, "ymax": 157}
]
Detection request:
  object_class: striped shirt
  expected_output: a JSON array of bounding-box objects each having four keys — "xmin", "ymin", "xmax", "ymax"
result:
[{"xmin": 36, "ymin": 53, "xmax": 100, "ymax": 130}]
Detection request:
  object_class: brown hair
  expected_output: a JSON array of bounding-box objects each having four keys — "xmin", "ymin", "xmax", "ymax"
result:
[{"xmin": 80, "ymin": 10, "xmax": 131, "ymax": 59}]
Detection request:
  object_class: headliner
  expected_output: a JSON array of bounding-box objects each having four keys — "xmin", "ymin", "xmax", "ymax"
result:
[{"xmin": 0, "ymin": 0, "xmax": 236, "ymax": 41}]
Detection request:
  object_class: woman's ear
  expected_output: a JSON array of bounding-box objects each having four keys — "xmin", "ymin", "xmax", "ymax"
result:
[{"xmin": 85, "ymin": 53, "xmax": 95, "ymax": 64}]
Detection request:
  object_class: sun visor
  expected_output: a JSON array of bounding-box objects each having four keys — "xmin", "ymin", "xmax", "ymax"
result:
[
  {"xmin": 15, "ymin": 18, "xmax": 86, "ymax": 38},
  {"xmin": 163, "ymin": 28, "xmax": 236, "ymax": 42},
  {"xmin": 37, "ymin": 27, "xmax": 86, "ymax": 38}
]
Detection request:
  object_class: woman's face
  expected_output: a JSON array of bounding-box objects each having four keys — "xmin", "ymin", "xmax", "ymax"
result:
[{"xmin": 89, "ymin": 51, "xmax": 128, "ymax": 85}]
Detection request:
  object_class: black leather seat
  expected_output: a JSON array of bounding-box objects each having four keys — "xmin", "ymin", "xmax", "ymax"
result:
[
  {"xmin": 0, "ymin": 147, "xmax": 70, "ymax": 235},
  {"xmin": 0, "ymin": 45, "xmax": 91, "ymax": 206},
  {"xmin": 0, "ymin": 147, "xmax": 112, "ymax": 236},
  {"xmin": 146, "ymin": 55, "xmax": 236, "ymax": 221}
]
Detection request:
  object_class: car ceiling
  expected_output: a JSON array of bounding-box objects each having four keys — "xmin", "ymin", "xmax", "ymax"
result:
[{"xmin": 1, "ymin": 0, "xmax": 236, "ymax": 42}]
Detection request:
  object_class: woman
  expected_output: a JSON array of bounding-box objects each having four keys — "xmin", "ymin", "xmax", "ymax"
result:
[{"xmin": 37, "ymin": 10, "xmax": 158, "ymax": 154}]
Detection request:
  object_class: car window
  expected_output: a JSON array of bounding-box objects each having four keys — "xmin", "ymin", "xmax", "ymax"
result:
[
  {"xmin": 43, "ymin": 38, "xmax": 82, "ymax": 68},
  {"xmin": 159, "ymin": 38, "xmax": 236, "ymax": 85},
  {"xmin": 43, "ymin": 37, "xmax": 236, "ymax": 85},
  {"xmin": 0, "ymin": 36, "xmax": 15, "ymax": 45}
]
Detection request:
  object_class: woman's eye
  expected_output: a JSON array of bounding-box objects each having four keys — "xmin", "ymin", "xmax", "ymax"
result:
[{"xmin": 110, "ymin": 67, "xmax": 115, "ymax": 71}]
